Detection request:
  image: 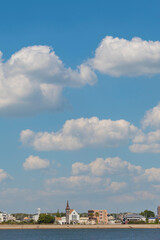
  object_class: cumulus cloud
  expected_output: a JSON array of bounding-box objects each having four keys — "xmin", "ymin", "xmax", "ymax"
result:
[
  {"xmin": 134, "ymin": 168, "xmax": 160, "ymax": 182},
  {"xmin": 129, "ymin": 103, "xmax": 160, "ymax": 153},
  {"xmin": 20, "ymin": 117, "xmax": 137, "ymax": 151},
  {"xmin": 0, "ymin": 169, "xmax": 10, "ymax": 182},
  {"xmin": 142, "ymin": 103, "xmax": 160, "ymax": 129},
  {"xmin": 0, "ymin": 46, "xmax": 96, "ymax": 116},
  {"xmin": 23, "ymin": 155, "xmax": 50, "ymax": 170},
  {"xmin": 72, "ymin": 157, "xmax": 142, "ymax": 176},
  {"xmin": 110, "ymin": 191, "xmax": 157, "ymax": 203},
  {"xmin": 46, "ymin": 175, "xmax": 102, "ymax": 189},
  {"xmin": 89, "ymin": 36, "xmax": 160, "ymax": 77},
  {"xmin": 1, "ymin": 36, "xmax": 160, "ymax": 116},
  {"xmin": 130, "ymin": 129, "xmax": 160, "ymax": 153},
  {"xmin": 45, "ymin": 175, "xmax": 128, "ymax": 193},
  {"xmin": 107, "ymin": 181, "xmax": 127, "ymax": 192}
]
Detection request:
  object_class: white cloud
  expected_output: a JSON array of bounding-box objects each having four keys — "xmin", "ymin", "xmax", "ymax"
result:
[
  {"xmin": 89, "ymin": 36, "xmax": 160, "ymax": 77},
  {"xmin": 46, "ymin": 175, "xmax": 102, "ymax": 189},
  {"xmin": 72, "ymin": 157, "xmax": 142, "ymax": 176},
  {"xmin": 142, "ymin": 103, "xmax": 160, "ymax": 129},
  {"xmin": 0, "ymin": 46, "xmax": 96, "ymax": 116},
  {"xmin": 129, "ymin": 103, "xmax": 160, "ymax": 153},
  {"xmin": 130, "ymin": 130, "xmax": 160, "ymax": 153},
  {"xmin": 0, "ymin": 169, "xmax": 10, "ymax": 182},
  {"xmin": 45, "ymin": 175, "xmax": 127, "ymax": 193},
  {"xmin": 109, "ymin": 190, "xmax": 157, "ymax": 203},
  {"xmin": 20, "ymin": 117, "xmax": 137, "ymax": 151},
  {"xmin": 108, "ymin": 181, "xmax": 127, "ymax": 192},
  {"xmin": 134, "ymin": 168, "xmax": 160, "ymax": 183},
  {"xmin": 23, "ymin": 155, "xmax": 50, "ymax": 170}
]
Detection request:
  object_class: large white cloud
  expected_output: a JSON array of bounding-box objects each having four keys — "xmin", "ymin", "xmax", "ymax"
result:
[
  {"xmin": 1, "ymin": 37, "xmax": 160, "ymax": 116},
  {"xmin": 23, "ymin": 155, "xmax": 50, "ymax": 170},
  {"xmin": 72, "ymin": 157, "xmax": 142, "ymax": 176},
  {"xmin": 0, "ymin": 46, "xmax": 96, "ymax": 116},
  {"xmin": 20, "ymin": 117, "xmax": 137, "ymax": 151},
  {"xmin": 45, "ymin": 175, "xmax": 127, "ymax": 193},
  {"xmin": 89, "ymin": 36, "xmax": 160, "ymax": 77}
]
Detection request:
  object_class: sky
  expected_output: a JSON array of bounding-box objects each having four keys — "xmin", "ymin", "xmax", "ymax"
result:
[{"xmin": 1, "ymin": 0, "xmax": 160, "ymax": 214}]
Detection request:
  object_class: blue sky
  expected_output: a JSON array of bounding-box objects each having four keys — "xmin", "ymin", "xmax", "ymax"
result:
[{"xmin": 1, "ymin": 0, "xmax": 160, "ymax": 214}]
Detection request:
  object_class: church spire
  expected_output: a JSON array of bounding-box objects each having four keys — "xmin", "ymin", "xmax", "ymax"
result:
[{"xmin": 66, "ymin": 200, "xmax": 70, "ymax": 210}]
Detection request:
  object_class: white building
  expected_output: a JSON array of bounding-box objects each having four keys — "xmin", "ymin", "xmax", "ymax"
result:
[
  {"xmin": 125, "ymin": 214, "xmax": 146, "ymax": 222},
  {"xmin": 68, "ymin": 209, "xmax": 80, "ymax": 224},
  {"xmin": 56, "ymin": 201, "xmax": 80, "ymax": 224},
  {"xmin": 0, "ymin": 212, "xmax": 15, "ymax": 222},
  {"xmin": 55, "ymin": 216, "xmax": 66, "ymax": 224},
  {"xmin": 79, "ymin": 217, "xmax": 89, "ymax": 224},
  {"xmin": 32, "ymin": 208, "xmax": 41, "ymax": 222}
]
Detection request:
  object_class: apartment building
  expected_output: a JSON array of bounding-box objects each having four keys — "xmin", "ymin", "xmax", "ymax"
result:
[{"xmin": 88, "ymin": 209, "xmax": 108, "ymax": 224}]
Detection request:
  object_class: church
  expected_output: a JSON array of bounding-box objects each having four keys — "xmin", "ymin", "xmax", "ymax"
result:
[
  {"xmin": 55, "ymin": 201, "xmax": 80, "ymax": 224},
  {"xmin": 65, "ymin": 200, "xmax": 80, "ymax": 224}
]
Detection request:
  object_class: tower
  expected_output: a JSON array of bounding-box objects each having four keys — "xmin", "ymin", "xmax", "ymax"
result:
[
  {"xmin": 66, "ymin": 200, "xmax": 70, "ymax": 224},
  {"xmin": 37, "ymin": 208, "xmax": 41, "ymax": 216}
]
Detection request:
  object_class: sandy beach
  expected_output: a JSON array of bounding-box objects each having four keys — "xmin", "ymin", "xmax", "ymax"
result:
[{"xmin": 0, "ymin": 224, "xmax": 160, "ymax": 229}]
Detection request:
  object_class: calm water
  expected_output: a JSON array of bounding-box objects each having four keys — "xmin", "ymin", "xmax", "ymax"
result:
[{"xmin": 0, "ymin": 229, "xmax": 159, "ymax": 240}]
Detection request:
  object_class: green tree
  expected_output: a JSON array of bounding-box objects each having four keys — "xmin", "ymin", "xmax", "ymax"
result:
[
  {"xmin": 140, "ymin": 210, "xmax": 155, "ymax": 218},
  {"xmin": 38, "ymin": 214, "xmax": 55, "ymax": 224},
  {"xmin": 56, "ymin": 210, "xmax": 61, "ymax": 217}
]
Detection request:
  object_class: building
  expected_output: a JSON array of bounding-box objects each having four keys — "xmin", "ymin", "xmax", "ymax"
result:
[
  {"xmin": 108, "ymin": 215, "xmax": 116, "ymax": 224},
  {"xmin": 148, "ymin": 217, "xmax": 157, "ymax": 223},
  {"xmin": 79, "ymin": 217, "xmax": 89, "ymax": 224},
  {"xmin": 55, "ymin": 216, "xmax": 66, "ymax": 224},
  {"xmin": 65, "ymin": 201, "xmax": 80, "ymax": 224},
  {"xmin": 157, "ymin": 206, "xmax": 160, "ymax": 218},
  {"xmin": 32, "ymin": 208, "xmax": 41, "ymax": 222},
  {"xmin": 0, "ymin": 212, "xmax": 15, "ymax": 223},
  {"xmin": 88, "ymin": 209, "xmax": 108, "ymax": 224},
  {"xmin": 124, "ymin": 213, "xmax": 146, "ymax": 222}
]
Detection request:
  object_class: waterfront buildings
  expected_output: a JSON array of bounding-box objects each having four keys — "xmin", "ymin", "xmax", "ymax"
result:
[
  {"xmin": 124, "ymin": 214, "xmax": 146, "ymax": 222},
  {"xmin": 56, "ymin": 201, "xmax": 80, "ymax": 224},
  {"xmin": 88, "ymin": 209, "xmax": 108, "ymax": 224},
  {"xmin": 0, "ymin": 212, "xmax": 16, "ymax": 223}
]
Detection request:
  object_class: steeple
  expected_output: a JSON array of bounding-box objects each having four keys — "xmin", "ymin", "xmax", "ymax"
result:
[{"xmin": 66, "ymin": 200, "xmax": 70, "ymax": 210}]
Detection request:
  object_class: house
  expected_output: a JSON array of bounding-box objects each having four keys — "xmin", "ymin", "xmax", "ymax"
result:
[
  {"xmin": 0, "ymin": 212, "xmax": 15, "ymax": 222},
  {"xmin": 55, "ymin": 216, "xmax": 66, "ymax": 224},
  {"xmin": 148, "ymin": 217, "xmax": 157, "ymax": 223},
  {"xmin": 108, "ymin": 215, "xmax": 116, "ymax": 224},
  {"xmin": 79, "ymin": 217, "xmax": 89, "ymax": 224},
  {"xmin": 88, "ymin": 209, "xmax": 108, "ymax": 224},
  {"xmin": 124, "ymin": 213, "xmax": 146, "ymax": 222}
]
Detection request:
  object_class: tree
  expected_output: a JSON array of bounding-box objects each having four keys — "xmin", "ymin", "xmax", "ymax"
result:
[
  {"xmin": 88, "ymin": 213, "xmax": 94, "ymax": 218},
  {"xmin": 140, "ymin": 210, "xmax": 155, "ymax": 218},
  {"xmin": 56, "ymin": 210, "xmax": 61, "ymax": 217},
  {"xmin": 38, "ymin": 214, "xmax": 55, "ymax": 224},
  {"xmin": 95, "ymin": 212, "xmax": 99, "ymax": 217}
]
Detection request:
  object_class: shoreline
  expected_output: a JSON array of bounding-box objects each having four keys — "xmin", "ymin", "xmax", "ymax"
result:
[{"xmin": 0, "ymin": 224, "xmax": 160, "ymax": 229}]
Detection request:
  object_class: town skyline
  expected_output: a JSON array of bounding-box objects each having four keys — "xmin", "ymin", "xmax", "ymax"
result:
[{"xmin": 0, "ymin": 0, "xmax": 160, "ymax": 214}]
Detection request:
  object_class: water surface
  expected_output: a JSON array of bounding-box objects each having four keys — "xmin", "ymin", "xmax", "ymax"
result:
[{"xmin": 0, "ymin": 229, "xmax": 159, "ymax": 240}]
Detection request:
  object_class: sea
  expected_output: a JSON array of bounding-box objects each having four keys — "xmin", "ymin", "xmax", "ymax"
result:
[{"xmin": 0, "ymin": 229, "xmax": 160, "ymax": 240}]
